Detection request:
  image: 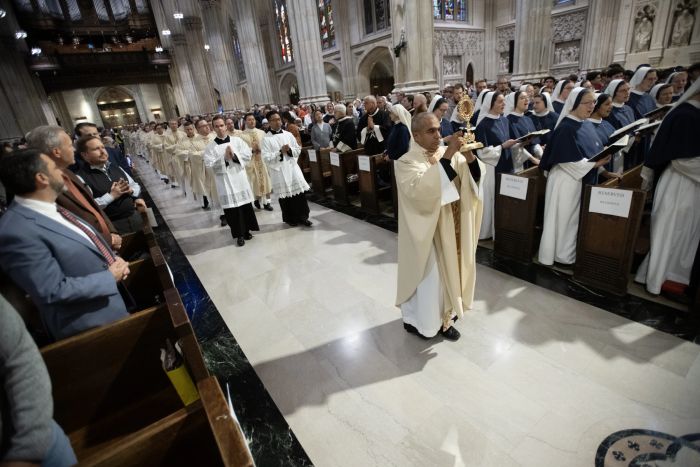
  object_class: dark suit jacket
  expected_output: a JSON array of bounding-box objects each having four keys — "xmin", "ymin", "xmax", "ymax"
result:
[
  {"xmin": 0, "ymin": 202, "xmax": 128, "ymax": 341},
  {"xmin": 57, "ymin": 169, "xmax": 117, "ymax": 239}
]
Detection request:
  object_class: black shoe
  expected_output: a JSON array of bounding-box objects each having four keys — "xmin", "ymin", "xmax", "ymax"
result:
[
  {"xmin": 220, "ymin": 215, "xmax": 227, "ymax": 227},
  {"xmin": 236, "ymin": 237, "xmax": 245, "ymax": 247},
  {"xmin": 403, "ymin": 323, "xmax": 430, "ymax": 340},
  {"xmin": 287, "ymin": 222, "xmax": 298, "ymax": 227},
  {"xmin": 439, "ymin": 326, "xmax": 461, "ymax": 341},
  {"xmin": 202, "ymin": 205, "xmax": 211, "ymax": 210},
  {"xmin": 244, "ymin": 232, "xmax": 253, "ymax": 240},
  {"xmin": 254, "ymin": 200, "xmax": 261, "ymax": 209},
  {"xmin": 301, "ymin": 219, "xmax": 313, "ymax": 227},
  {"xmin": 171, "ymin": 184, "xmax": 177, "ymax": 188},
  {"xmin": 263, "ymin": 203, "xmax": 273, "ymax": 211},
  {"xmin": 163, "ymin": 178, "xmax": 169, "ymax": 184}
]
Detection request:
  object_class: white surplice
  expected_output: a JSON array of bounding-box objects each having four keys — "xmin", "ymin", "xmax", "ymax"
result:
[
  {"xmin": 261, "ymin": 130, "xmax": 310, "ymax": 198},
  {"xmin": 475, "ymin": 145, "xmax": 501, "ymax": 239},
  {"xmin": 203, "ymin": 137, "xmax": 253, "ymax": 209},
  {"xmin": 635, "ymin": 156, "xmax": 700, "ymax": 293},
  {"xmin": 538, "ymin": 159, "xmax": 595, "ymax": 265}
]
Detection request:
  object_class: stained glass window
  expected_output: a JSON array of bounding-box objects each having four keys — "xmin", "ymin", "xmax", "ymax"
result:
[
  {"xmin": 109, "ymin": 0, "xmax": 131, "ymax": 21},
  {"xmin": 364, "ymin": 0, "xmax": 391, "ymax": 35},
  {"xmin": 274, "ymin": 0, "xmax": 294, "ymax": 63},
  {"xmin": 318, "ymin": 0, "xmax": 335, "ymax": 49},
  {"xmin": 36, "ymin": 0, "xmax": 64, "ymax": 18},
  {"xmin": 134, "ymin": 0, "xmax": 149, "ymax": 14},
  {"xmin": 231, "ymin": 22, "xmax": 246, "ymax": 81},
  {"xmin": 433, "ymin": 0, "xmax": 467, "ymax": 22}
]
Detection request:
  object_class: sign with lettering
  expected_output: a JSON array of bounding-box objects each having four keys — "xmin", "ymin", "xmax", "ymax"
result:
[
  {"xmin": 358, "ymin": 155, "xmax": 371, "ymax": 172},
  {"xmin": 499, "ymin": 174, "xmax": 528, "ymax": 200},
  {"xmin": 308, "ymin": 149, "xmax": 317, "ymax": 162},
  {"xmin": 330, "ymin": 152, "xmax": 340, "ymax": 166},
  {"xmin": 589, "ymin": 187, "xmax": 632, "ymax": 218}
]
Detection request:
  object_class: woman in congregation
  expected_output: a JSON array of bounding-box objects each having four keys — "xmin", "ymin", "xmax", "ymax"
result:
[
  {"xmin": 385, "ymin": 104, "xmax": 412, "ymax": 161},
  {"xmin": 429, "ymin": 96, "xmax": 454, "ymax": 139},
  {"xmin": 537, "ymin": 87, "xmax": 611, "ymax": 267},
  {"xmin": 603, "ymin": 79, "xmax": 636, "ymax": 130},
  {"xmin": 310, "ymin": 109, "xmax": 332, "ymax": 152},
  {"xmin": 650, "ymin": 82, "xmax": 674, "ymax": 107},
  {"xmin": 474, "ymin": 91, "xmax": 518, "ymax": 239},
  {"xmin": 528, "ymin": 92, "xmax": 558, "ymax": 146},
  {"xmin": 587, "ymin": 93, "xmax": 624, "ymax": 179},
  {"xmin": 469, "ymin": 89, "xmax": 489, "ymax": 127},
  {"xmin": 505, "ymin": 90, "xmax": 542, "ymax": 171},
  {"xmin": 627, "ymin": 66, "xmax": 658, "ymax": 119},
  {"xmin": 666, "ymin": 70, "xmax": 688, "ymax": 102},
  {"xmin": 635, "ymin": 80, "xmax": 700, "ymax": 296},
  {"xmin": 551, "ymin": 79, "xmax": 573, "ymax": 114}
]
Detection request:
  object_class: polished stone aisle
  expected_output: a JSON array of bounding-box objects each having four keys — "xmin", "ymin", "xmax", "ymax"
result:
[{"xmin": 138, "ymin": 160, "xmax": 700, "ymax": 467}]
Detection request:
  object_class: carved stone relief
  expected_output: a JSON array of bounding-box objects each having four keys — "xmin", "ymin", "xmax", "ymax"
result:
[
  {"xmin": 496, "ymin": 26, "xmax": 515, "ymax": 53},
  {"xmin": 669, "ymin": 0, "xmax": 696, "ymax": 47},
  {"xmin": 433, "ymin": 30, "xmax": 484, "ymax": 55},
  {"xmin": 631, "ymin": 2, "xmax": 657, "ymax": 52},
  {"xmin": 442, "ymin": 56, "xmax": 461, "ymax": 77},
  {"xmin": 551, "ymin": 10, "xmax": 587, "ymax": 42},
  {"xmin": 553, "ymin": 40, "xmax": 580, "ymax": 65}
]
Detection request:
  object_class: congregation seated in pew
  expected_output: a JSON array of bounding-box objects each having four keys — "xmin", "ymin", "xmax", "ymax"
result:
[{"xmin": 0, "ymin": 149, "xmax": 131, "ymax": 341}]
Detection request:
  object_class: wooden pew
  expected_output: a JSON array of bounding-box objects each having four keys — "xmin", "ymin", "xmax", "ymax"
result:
[
  {"xmin": 308, "ymin": 148, "xmax": 332, "ymax": 196},
  {"xmin": 298, "ymin": 146, "xmax": 313, "ymax": 183},
  {"xmin": 493, "ymin": 167, "xmax": 547, "ymax": 262},
  {"xmin": 119, "ymin": 230, "xmax": 148, "ymax": 262},
  {"xmin": 358, "ymin": 154, "xmax": 392, "ymax": 215},
  {"xmin": 574, "ymin": 178, "xmax": 646, "ymax": 295},
  {"xmin": 330, "ymin": 148, "xmax": 365, "ymax": 205},
  {"xmin": 599, "ymin": 164, "xmax": 644, "ymax": 190},
  {"xmin": 41, "ymin": 298, "xmax": 252, "ymax": 465}
]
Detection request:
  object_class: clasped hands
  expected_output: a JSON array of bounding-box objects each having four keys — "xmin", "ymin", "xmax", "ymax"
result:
[
  {"xmin": 109, "ymin": 256, "xmax": 130, "ymax": 282},
  {"xmin": 109, "ymin": 178, "xmax": 133, "ymax": 198}
]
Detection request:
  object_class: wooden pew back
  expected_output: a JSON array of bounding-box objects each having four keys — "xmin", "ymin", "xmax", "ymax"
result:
[
  {"xmin": 309, "ymin": 148, "xmax": 333, "ymax": 196},
  {"xmin": 330, "ymin": 148, "xmax": 364, "ymax": 205},
  {"xmin": 358, "ymin": 153, "xmax": 391, "ymax": 215}
]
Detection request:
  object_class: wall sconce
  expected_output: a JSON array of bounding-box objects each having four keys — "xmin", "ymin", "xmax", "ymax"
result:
[{"xmin": 393, "ymin": 29, "xmax": 406, "ymax": 57}]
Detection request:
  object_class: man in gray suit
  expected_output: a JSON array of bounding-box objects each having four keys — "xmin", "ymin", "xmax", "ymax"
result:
[{"xmin": 0, "ymin": 149, "xmax": 130, "ymax": 341}]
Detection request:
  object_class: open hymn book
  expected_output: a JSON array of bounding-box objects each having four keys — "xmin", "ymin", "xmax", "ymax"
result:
[
  {"xmin": 609, "ymin": 119, "xmax": 648, "ymax": 143},
  {"xmin": 587, "ymin": 135, "xmax": 630, "ymax": 163},
  {"xmin": 515, "ymin": 129, "xmax": 550, "ymax": 143}
]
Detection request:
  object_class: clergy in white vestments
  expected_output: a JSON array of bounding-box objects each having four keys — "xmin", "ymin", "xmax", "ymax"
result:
[
  {"xmin": 238, "ymin": 113, "xmax": 273, "ymax": 211},
  {"xmin": 395, "ymin": 113, "xmax": 485, "ymax": 341},
  {"xmin": 164, "ymin": 119, "xmax": 186, "ymax": 189},
  {"xmin": 261, "ymin": 110, "xmax": 312, "ymax": 227},
  {"xmin": 635, "ymin": 80, "xmax": 700, "ymax": 295},
  {"xmin": 203, "ymin": 115, "xmax": 259, "ymax": 246},
  {"xmin": 537, "ymin": 88, "xmax": 610, "ymax": 266}
]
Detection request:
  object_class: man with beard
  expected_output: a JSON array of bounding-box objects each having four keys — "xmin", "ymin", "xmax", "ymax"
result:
[{"xmin": 0, "ymin": 149, "xmax": 130, "ymax": 340}]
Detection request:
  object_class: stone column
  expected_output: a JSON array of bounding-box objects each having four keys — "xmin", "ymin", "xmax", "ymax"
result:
[
  {"xmin": 234, "ymin": 0, "xmax": 274, "ymax": 105},
  {"xmin": 647, "ymin": 1, "xmax": 673, "ymax": 66},
  {"xmin": 157, "ymin": 83, "xmax": 178, "ymax": 118},
  {"xmin": 511, "ymin": 0, "xmax": 552, "ymax": 83},
  {"xmin": 0, "ymin": 38, "xmax": 55, "ymax": 139},
  {"xmin": 200, "ymin": 0, "xmax": 238, "ymax": 110},
  {"xmin": 580, "ymin": 0, "xmax": 620, "ymax": 71},
  {"xmin": 335, "ymin": 0, "xmax": 356, "ymax": 100},
  {"xmin": 612, "ymin": 0, "xmax": 634, "ymax": 64},
  {"xmin": 182, "ymin": 16, "xmax": 217, "ymax": 114},
  {"xmin": 286, "ymin": 0, "xmax": 329, "ymax": 105},
  {"xmin": 170, "ymin": 34, "xmax": 202, "ymax": 115},
  {"xmin": 390, "ymin": 0, "xmax": 439, "ymax": 94}
]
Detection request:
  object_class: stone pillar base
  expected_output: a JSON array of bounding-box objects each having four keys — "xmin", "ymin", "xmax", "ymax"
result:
[
  {"xmin": 300, "ymin": 94, "xmax": 331, "ymax": 106},
  {"xmin": 392, "ymin": 80, "xmax": 440, "ymax": 95}
]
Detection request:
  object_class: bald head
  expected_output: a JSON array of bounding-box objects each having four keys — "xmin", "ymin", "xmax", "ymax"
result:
[
  {"xmin": 413, "ymin": 93, "xmax": 428, "ymax": 113},
  {"xmin": 411, "ymin": 112, "xmax": 438, "ymax": 133}
]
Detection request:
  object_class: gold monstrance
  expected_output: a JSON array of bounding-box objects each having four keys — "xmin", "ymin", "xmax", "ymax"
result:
[{"xmin": 456, "ymin": 95, "xmax": 483, "ymax": 152}]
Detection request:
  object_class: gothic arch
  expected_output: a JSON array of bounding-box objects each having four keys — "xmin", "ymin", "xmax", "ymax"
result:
[
  {"xmin": 87, "ymin": 85, "xmax": 146, "ymax": 123},
  {"xmin": 324, "ymin": 62, "xmax": 343, "ymax": 101},
  {"xmin": 356, "ymin": 46, "xmax": 394, "ymax": 97},
  {"xmin": 466, "ymin": 63, "xmax": 474, "ymax": 84},
  {"xmin": 279, "ymin": 72, "xmax": 299, "ymax": 105}
]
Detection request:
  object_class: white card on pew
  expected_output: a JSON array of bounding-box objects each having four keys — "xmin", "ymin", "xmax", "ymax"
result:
[
  {"xmin": 589, "ymin": 187, "xmax": 632, "ymax": 218},
  {"xmin": 330, "ymin": 152, "xmax": 340, "ymax": 166},
  {"xmin": 358, "ymin": 155, "xmax": 371, "ymax": 172},
  {"xmin": 308, "ymin": 149, "xmax": 317, "ymax": 162},
  {"xmin": 499, "ymin": 174, "xmax": 528, "ymax": 200}
]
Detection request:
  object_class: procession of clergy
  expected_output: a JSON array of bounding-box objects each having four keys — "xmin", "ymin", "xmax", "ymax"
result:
[{"xmin": 116, "ymin": 63, "xmax": 699, "ymax": 342}]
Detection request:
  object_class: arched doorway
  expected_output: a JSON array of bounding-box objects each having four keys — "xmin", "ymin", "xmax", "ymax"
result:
[
  {"xmin": 279, "ymin": 73, "xmax": 299, "ymax": 105},
  {"xmin": 466, "ymin": 63, "xmax": 474, "ymax": 85},
  {"xmin": 324, "ymin": 62, "xmax": 344, "ymax": 101},
  {"xmin": 96, "ymin": 87, "xmax": 141, "ymax": 129},
  {"xmin": 357, "ymin": 47, "xmax": 394, "ymax": 98}
]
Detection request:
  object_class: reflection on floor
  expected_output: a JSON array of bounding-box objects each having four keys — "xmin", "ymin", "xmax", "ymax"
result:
[{"xmin": 137, "ymin": 159, "xmax": 700, "ymax": 467}]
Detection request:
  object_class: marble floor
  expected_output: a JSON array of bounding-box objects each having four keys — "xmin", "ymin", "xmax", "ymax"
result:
[{"xmin": 137, "ymin": 160, "xmax": 700, "ymax": 467}]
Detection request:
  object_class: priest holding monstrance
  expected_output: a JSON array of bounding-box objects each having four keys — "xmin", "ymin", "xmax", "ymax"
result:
[{"xmin": 395, "ymin": 101, "xmax": 485, "ymax": 342}]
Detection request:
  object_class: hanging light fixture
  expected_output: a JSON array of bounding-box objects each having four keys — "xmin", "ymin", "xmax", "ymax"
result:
[
  {"xmin": 0, "ymin": 8, "xmax": 7, "ymax": 18},
  {"xmin": 162, "ymin": 29, "xmax": 171, "ymax": 36},
  {"xmin": 15, "ymin": 30, "xmax": 27, "ymax": 39},
  {"xmin": 173, "ymin": 12, "xmax": 183, "ymax": 19},
  {"xmin": 31, "ymin": 47, "xmax": 42, "ymax": 55},
  {"xmin": 155, "ymin": 46, "xmax": 163, "ymax": 52},
  {"xmin": 204, "ymin": 44, "xmax": 210, "ymax": 51}
]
